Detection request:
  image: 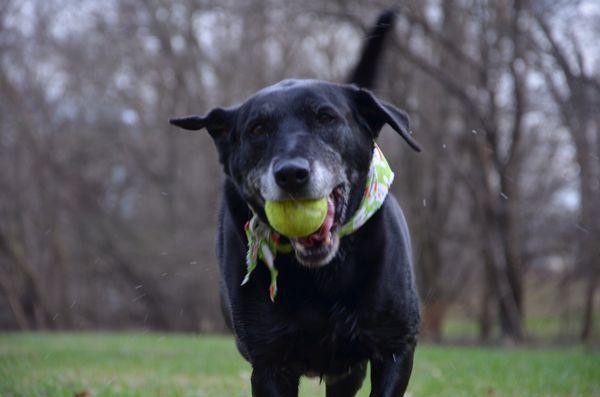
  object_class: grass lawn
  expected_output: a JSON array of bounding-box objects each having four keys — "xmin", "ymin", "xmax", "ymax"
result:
[{"xmin": 0, "ymin": 333, "xmax": 598, "ymax": 397}]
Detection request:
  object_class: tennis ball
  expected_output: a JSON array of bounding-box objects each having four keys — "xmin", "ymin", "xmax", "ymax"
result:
[{"xmin": 265, "ymin": 198, "xmax": 328, "ymax": 238}]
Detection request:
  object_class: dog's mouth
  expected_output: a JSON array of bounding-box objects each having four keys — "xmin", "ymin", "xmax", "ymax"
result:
[{"xmin": 289, "ymin": 185, "xmax": 347, "ymax": 267}]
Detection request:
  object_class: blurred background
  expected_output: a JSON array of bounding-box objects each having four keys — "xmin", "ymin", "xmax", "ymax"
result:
[{"xmin": 0, "ymin": 0, "xmax": 598, "ymax": 346}]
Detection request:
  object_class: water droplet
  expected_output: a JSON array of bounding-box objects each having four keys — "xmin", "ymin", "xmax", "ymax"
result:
[
  {"xmin": 500, "ymin": 192, "xmax": 508, "ymax": 200},
  {"xmin": 132, "ymin": 293, "xmax": 147, "ymax": 302}
]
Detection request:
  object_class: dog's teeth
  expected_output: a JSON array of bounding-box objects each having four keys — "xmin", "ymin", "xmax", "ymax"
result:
[{"xmin": 295, "ymin": 243, "xmax": 306, "ymax": 254}]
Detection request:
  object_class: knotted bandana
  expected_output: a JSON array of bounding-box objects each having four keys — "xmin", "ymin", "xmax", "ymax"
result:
[{"xmin": 243, "ymin": 143, "xmax": 394, "ymax": 301}]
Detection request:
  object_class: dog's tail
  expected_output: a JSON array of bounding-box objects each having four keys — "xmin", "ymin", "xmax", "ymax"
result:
[{"xmin": 347, "ymin": 10, "xmax": 396, "ymax": 89}]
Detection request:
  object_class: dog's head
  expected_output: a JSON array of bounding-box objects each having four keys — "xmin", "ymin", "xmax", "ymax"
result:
[{"xmin": 170, "ymin": 79, "xmax": 420, "ymax": 267}]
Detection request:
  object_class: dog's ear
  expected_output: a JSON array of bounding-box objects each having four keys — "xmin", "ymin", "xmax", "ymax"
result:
[
  {"xmin": 169, "ymin": 107, "xmax": 236, "ymax": 141},
  {"xmin": 349, "ymin": 87, "xmax": 421, "ymax": 152},
  {"xmin": 170, "ymin": 107, "xmax": 237, "ymax": 172}
]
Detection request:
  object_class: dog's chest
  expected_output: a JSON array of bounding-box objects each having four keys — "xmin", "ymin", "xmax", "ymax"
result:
[
  {"xmin": 295, "ymin": 303, "xmax": 358, "ymax": 337},
  {"xmin": 284, "ymin": 302, "xmax": 368, "ymax": 373}
]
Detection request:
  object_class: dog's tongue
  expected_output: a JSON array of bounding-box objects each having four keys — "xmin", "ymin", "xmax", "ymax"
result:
[{"xmin": 296, "ymin": 196, "xmax": 335, "ymax": 247}]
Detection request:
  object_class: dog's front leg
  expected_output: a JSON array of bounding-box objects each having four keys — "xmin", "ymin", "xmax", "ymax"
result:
[
  {"xmin": 251, "ymin": 365, "xmax": 300, "ymax": 397},
  {"xmin": 368, "ymin": 341, "xmax": 416, "ymax": 397}
]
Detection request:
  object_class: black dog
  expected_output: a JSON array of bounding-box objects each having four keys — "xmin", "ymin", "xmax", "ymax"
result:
[{"xmin": 171, "ymin": 11, "xmax": 420, "ymax": 397}]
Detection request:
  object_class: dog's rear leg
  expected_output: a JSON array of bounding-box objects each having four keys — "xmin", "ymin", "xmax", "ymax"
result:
[
  {"xmin": 368, "ymin": 340, "xmax": 416, "ymax": 397},
  {"xmin": 325, "ymin": 361, "xmax": 367, "ymax": 397},
  {"xmin": 251, "ymin": 365, "xmax": 300, "ymax": 397}
]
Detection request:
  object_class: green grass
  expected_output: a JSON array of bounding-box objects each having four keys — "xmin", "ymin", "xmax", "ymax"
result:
[
  {"xmin": 441, "ymin": 315, "xmax": 588, "ymax": 341},
  {"xmin": 1, "ymin": 333, "xmax": 598, "ymax": 397}
]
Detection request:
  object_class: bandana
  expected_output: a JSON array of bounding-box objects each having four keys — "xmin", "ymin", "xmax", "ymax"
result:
[{"xmin": 243, "ymin": 143, "xmax": 394, "ymax": 301}]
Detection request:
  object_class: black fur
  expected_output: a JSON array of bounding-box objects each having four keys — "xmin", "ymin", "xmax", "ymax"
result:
[
  {"xmin": 170, "ymin": 11, "xmax": 420, "ymax": 397},
  {"xmin": 348, "ymin": 10, "xmax": 397, "ymax": 88}
]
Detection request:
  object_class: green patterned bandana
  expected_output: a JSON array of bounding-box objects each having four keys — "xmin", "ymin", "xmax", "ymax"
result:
[{"xmin": 243, "ymin": 143, "xmax": 394, "ymax": 301}]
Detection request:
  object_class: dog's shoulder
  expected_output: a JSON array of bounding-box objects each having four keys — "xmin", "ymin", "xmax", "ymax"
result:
[{"xmin": 352, "ymin": 194, "xmax": 420, "ymax": 324}]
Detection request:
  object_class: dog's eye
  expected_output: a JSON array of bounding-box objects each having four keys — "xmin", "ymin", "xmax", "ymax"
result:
[
  {"xmin": 249, "ymin": 122, "xmax": 268, "ymax": 136},
  {"xmin": 317, "ymin": 111, "xmax": 336, "ymax": 125}
]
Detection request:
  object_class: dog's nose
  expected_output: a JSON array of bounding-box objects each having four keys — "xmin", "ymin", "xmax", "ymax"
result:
[{"xmin": 273, "ymin": 158, "xmax": 310, "ymax": 191}]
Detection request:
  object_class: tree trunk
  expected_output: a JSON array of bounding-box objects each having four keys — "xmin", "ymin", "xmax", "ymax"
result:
[
  {"xmin": 479, "ymin": 254, "xmax": 495, "ymax": 342},
  {"xmin": 580, "ymin": 270, "xmax": 598, "ymax": 341},
  {"xmin": 0, "ymin": 270, "xmax": 30, "ymax": 330},
  {"xmin": 478, "ymin": 148, "xmax": 524, "ymax": 343},
  {"xmin": 416, "ymin": 233, "xmax": 447, "ymax": 342},
  {"xmin": 572, "ymin": 115, "xmax": 600, "ymax": 342},
  {"xmin": 422, "ymin": 301, "xmax": 447, "ymax": 343}
]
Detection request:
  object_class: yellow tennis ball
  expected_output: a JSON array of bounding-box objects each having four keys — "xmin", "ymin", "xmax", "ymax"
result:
[{"xmin": 265, "ymin": 198, "xmax": 328, "ymax": 238}]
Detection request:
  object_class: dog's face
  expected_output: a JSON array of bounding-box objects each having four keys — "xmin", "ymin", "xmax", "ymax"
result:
[{"xmin": 171, "ymin": 79, "xmax": 419, "ymax": 267}]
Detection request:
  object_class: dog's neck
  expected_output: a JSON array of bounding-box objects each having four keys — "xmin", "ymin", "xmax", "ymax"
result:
[{"xmin": 242, "ymin": 143, "xmax": 395, "ymax": 301}]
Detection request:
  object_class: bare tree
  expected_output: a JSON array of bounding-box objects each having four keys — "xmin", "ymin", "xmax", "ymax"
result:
[
  {"xmin": 532, "ymin": 6, "xmax": 600, "ymax": 342},
  {"xmin": 0, "ymin": 0, "xmax": 593, "ymax": 343}
]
